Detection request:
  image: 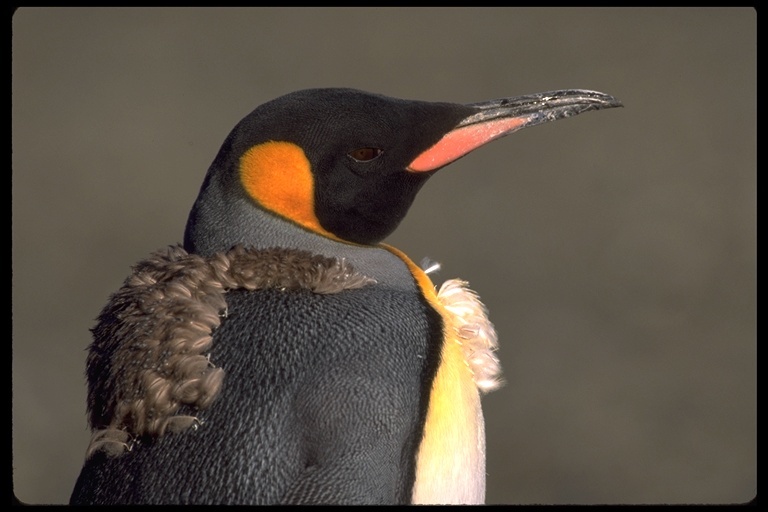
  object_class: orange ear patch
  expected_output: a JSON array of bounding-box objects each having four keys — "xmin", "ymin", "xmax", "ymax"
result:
[{"xmin": 239, "ymin": 141, "xmax": 337, "ymax": 238}]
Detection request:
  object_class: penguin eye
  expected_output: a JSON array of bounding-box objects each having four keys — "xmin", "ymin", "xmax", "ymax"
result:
[{"xmin": 348, "ymin": 147, "xmax": 383, "ymax": 162}]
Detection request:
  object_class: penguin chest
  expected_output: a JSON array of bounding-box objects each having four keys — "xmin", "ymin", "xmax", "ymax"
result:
[{"xmin": 412, "ymin": 279, "xmax": 501, "ymax": 505}]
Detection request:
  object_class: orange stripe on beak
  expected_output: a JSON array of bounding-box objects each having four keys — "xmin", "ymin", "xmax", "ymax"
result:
[{"xmin": 407, "ymin": 116, "xmax": 529, "ymax": 173}]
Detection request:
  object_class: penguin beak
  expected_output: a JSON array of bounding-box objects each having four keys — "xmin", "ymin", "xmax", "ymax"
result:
[{"xmin": 407, "ymin": 89, "xmax": 622, "ymax": 172}]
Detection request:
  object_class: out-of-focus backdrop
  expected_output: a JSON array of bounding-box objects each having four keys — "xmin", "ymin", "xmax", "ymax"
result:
[{"xmin": 12, "ymin": 7, "xmax": 755, "ymax": 505}]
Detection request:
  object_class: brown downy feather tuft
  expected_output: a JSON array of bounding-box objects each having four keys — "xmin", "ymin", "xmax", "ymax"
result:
[{"xmin": 84, "ymin": 244, "xmax": 375, "ymax": 458}]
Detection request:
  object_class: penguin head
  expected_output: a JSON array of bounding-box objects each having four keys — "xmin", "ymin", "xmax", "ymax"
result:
[{"xmin": 184, "ymin": 88, "xmax": 621, "ymax": 253}]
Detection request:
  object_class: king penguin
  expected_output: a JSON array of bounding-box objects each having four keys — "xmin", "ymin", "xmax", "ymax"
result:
[{"xmin": 70, "ymin": 88, "xmax": 621, "ymax": 505}]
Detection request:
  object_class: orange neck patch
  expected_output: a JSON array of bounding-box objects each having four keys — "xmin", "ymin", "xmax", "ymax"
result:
[{"xmin": 239, "ymin": 141, "xmax": 338, "ymax": 239}]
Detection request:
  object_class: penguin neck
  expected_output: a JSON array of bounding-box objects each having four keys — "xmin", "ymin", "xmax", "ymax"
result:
[{"xmin": 185, "ymin": 195, "xmax": 419, "ymax": 292}]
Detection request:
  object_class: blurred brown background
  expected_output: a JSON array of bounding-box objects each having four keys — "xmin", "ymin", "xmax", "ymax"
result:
[{"xmin": 11, "ymin": 7, "xmax": 755, "ymax": 504}]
